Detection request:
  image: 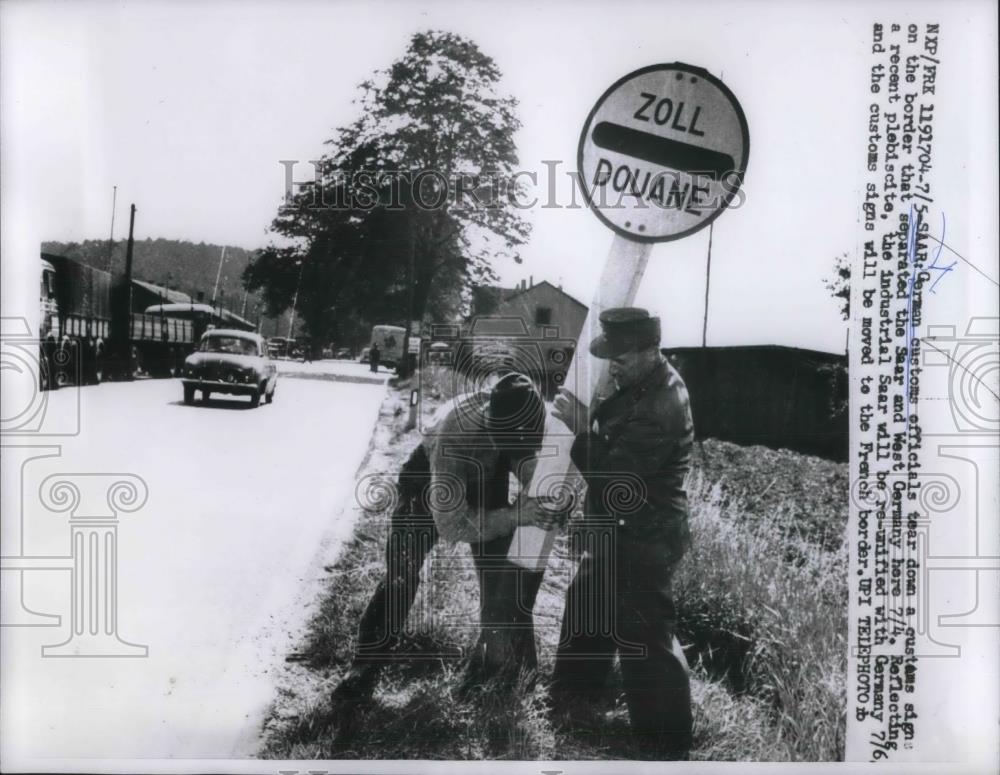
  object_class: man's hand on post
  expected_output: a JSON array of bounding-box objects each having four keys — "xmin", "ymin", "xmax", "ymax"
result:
[
  {"xmin": 533, "ymin": 498, "xmax": 571, "ymax": 530},
  {"xmin": 551, "ymin": 387, "xmax": 588, "ymax": 435},
  {"xmin": 514, "ymin": 493, "xmax": 571, "ymax": 531}
]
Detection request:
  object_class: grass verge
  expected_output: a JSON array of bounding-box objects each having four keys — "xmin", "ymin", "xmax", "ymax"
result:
[{"xmin": 259, "ymin": 380, "xmax": 846, "ymax": 761}]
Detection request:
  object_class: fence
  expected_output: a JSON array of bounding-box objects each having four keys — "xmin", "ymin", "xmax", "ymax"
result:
[{"xmin": 663, "ymin": 345, "xmax": 848, "ymax": 461}]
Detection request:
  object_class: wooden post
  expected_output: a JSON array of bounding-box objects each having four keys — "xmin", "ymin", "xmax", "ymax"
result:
[{"xmin": 509, "ymin": 235, "xmax": 652, "ymax": 570}]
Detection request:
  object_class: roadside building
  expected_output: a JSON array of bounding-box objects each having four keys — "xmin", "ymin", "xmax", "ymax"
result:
[{"xmin": 465, "ymin": 278, "xmax": 587, "ymax": 398}]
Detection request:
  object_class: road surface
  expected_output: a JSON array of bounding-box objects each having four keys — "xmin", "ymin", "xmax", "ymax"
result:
[{"xmin": 1, "ymin": 366, "xmax": 386, "ymax": 761}]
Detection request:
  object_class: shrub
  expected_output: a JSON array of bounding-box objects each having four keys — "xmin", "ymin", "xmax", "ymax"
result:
[{"xmin": 673, "ymin": 471, "xmax": 847, "ymax": 759}]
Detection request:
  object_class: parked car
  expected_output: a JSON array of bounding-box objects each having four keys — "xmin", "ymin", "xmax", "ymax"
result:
[
  {"xmin": 182, "ymin": 329, "xmax": 277, "ymax": 407},
  {"xmin": 267, "ymin": 336, "xmax": 294, "ymax": 360},
  {"xmin": 359, "ymin": 346, "xmax": 371, "ymax": 363},
  {"xmin": 427, "ymin": 341, "xmax": 453, "ymax": 365},
  {"xmin": 335, "ymin": 347, "xmax": 352, "ymax": 359}
]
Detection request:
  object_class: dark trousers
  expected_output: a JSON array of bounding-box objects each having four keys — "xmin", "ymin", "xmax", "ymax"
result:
[
  {"xmin": 551, "ymin": 526, "xmax": 692, "ymax": 759},
  {"xmin": 354, "ymin": 448, "xmax": 543, "ymax": 680}
]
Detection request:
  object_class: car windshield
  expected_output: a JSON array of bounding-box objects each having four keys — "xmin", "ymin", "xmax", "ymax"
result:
[{"xmin": 200, "ymin": 336, "xmax": 259, "ymax": 356}]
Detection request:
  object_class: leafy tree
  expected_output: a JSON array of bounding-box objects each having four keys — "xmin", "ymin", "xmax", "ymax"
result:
[
  {"xmin": 42, "ymin": 237, "xmax": 274, "ymax": 324},
  {"xmin": 824, "ymin": 252, "xmax": 850, "ymax": 321},
  {"xmin": 244, "ymin": 30, "xmax": 531, "ymax": 352},
  {"xmin": 822, "ymin": 252, "xmax": 850, "ymax": 418}
]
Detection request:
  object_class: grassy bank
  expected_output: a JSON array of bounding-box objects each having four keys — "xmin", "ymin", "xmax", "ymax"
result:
[{"xmin": 259, "ymin": 380, "xmax": 847, "ymax": 761}]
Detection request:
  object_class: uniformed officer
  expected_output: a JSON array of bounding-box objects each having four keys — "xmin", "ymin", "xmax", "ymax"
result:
[
  {"xmin": 542, "ymin": 307, "xmax": 695, "ymax": 760},
  {"xmin": 332, "ymin": 372, "xmax": 547, "ymax": 710}
]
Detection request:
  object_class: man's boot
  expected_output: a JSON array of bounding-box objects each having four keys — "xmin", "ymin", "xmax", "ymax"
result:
[{"xmin": 330, "ymin": 662, "xmax": 380, "ymax": 710}]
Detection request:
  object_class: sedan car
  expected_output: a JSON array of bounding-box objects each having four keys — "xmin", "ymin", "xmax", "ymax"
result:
[{"xmin": 182, "ymin": 329, "xmax": 277, "ymax": 407}]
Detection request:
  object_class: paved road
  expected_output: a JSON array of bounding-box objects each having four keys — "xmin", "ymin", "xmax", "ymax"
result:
[
  {"xmin": 1, "ymin": 371, "xmax": 385, "ymax": 761},
  {"xmin": 276, "ymin": 357, "xmax": 394, "ymax": 383}
]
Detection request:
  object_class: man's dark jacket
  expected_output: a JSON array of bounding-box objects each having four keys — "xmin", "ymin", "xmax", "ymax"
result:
[{"xmin": 570, "ymin": 356, "xmax": 694, "ymax": 545}]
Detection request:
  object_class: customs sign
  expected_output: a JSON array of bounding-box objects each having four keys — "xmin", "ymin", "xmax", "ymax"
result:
[{"xmin": 578, "ymin": 63, "xmax": 749, "ymax": 242}]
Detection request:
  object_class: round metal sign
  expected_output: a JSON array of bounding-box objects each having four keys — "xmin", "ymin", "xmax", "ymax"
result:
[{"xmin": 578, "ymin": 63, "xmax": 749, "ymax": 243}]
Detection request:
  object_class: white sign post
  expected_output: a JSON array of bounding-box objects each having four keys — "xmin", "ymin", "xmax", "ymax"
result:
[{"xmin": 510, "ymin": 63, "xmax": 749, "ymax": 570}]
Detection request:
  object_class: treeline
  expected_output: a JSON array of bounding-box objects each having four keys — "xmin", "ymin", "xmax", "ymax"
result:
[
  {"xmin": 41, "ymin": 237, "xmax": 292, "ymax": 337},
  {"xmin": 41, "ymin": 238, "xmax": 256, "ymax": 307}
]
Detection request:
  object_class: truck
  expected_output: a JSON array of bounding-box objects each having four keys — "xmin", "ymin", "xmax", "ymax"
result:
[
  {"xmin": 39, "ymin": 252, "xmax": 254, "ymax": 389},
  {"xmin": 369, "ymin": 324, "xmax": 406, "ymax": 370},
  {"xmin": 266, "ymin": 336, "xmax": 295, "ymax": 360}
]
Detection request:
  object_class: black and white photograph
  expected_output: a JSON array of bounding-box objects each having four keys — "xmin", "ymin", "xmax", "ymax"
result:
[{"xmin": 1, "ymin": 1, "xmax": 997, "ymax": 771}]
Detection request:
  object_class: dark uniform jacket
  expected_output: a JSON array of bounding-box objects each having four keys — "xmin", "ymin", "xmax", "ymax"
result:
[
  {"xmin": 569, "ymin": 356, "xmax": 694, "ymax": 547},
  {"xmin": 423, "ymin": 392, "xmax": 533, "ymax": 544}
]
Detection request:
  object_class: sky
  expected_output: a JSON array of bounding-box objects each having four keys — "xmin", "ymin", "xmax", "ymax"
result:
[{"xmin": 3, "ymin": 0, "xmax": 990, "ymax": 353}]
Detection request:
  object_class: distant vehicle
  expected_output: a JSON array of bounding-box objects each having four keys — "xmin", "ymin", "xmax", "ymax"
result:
[
  {"xmin": 38, "ymin": 253, "xmax": 249, "ymax": 388},
  {"xmin": 37, "ymin": 249, "xmax": 263, "ymax": 390},
  {"xmin": 144, "ymin": 303, "xmax": 255, "ymax": 337},
  {"xmin": 321, "ymin": 347, "xmax": 333, "ymax": 359},
  {"xmin": 370, "ymin": 324, "xmax": 406, "ymax": 370},
  {"xmin": 358, "ymin": 346, "xmax": 371, "ymax": 364},
  {"xmin": 182, "ymin": 329, "xmax": 277, "ymax": 407},
  {"xmin": 427, "ymin": 341, "xmax": 453, "ymax": 366},
  {"xmin": 335, "ymin": 347, "xmax": 352, "ymax": 359},
  {"xmin": 267, "ymin": 336, "xmax": 295, "ymax": 360}
]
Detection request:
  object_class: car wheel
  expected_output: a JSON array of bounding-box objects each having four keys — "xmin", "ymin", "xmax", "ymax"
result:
[
  {"xmin": 265, "ymin": 387, "xmax": 274, "ymax": 404},
  {"xmin": 130, "ymin": 346, "xmax": 143, "ymax": 379},
  {"xmin": 183, "ymin": 385, "xmax": 195, "ymax": 405},
  {"xmin": 39, "ymin": 349, "xmax": 52, "ymax": 392},
  {"xmin": 92, "ymin": 346, "xmax": 105, "ymax": 384},
  {"xmin": 167, "ymin": 349, "xmax": 180, "ymax": 378},
  {"xmin": 250, "ymin": 389, "xmax": 260, "ymax": 408}
]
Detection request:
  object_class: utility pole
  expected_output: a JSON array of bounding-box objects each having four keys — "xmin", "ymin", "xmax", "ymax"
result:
[
  {"xmin": 287, "ymin": 260, "xmax": 304, "ymax": 339},
  {"xmin": 404, "ymin": 217, "xmax": 419, "ymax": 429},
  {"xmin": 211, "ymin": 246, "xmax": 226, "ymax": 305},
  {"xmin": 123, "ymin": 204, "xmax": 137, "ymax": 379},
  {"xmin": 403, "ymin": 217, "xmax": 416, "ymax": 379},
  {"xmin": 106, "ymin": 186, "xmax": 118, "ymax": 273}
]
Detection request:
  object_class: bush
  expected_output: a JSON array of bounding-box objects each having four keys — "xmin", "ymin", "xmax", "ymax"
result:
[{"xmin": 673, "ymin": 471, "xmax": 847, "ymax": 759}]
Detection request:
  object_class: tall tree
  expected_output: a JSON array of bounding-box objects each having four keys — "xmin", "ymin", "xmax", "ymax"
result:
[
  {"xmin": 244, "ymin": 30, "xmax": 530, "ymax": 350},
  {"xmin": 824, "ymin": 251, "xmax": 851, "ymax": 321}
]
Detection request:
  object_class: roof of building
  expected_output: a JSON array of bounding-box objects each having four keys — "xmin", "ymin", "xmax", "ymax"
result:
[
  {"xmin": 144, "ymin": 302, "xmax": 255, "ymax": 329},
  {"xmin": 471, "ymin": 284, "xmax": 519, "ymax": 309},
  {"xmin": 132, "ymin": 279, "xmax": 192, "ymax": 304},
  {"xmin": 500, "ymin": 280, "xmax": 587, "ymax": 310}
]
